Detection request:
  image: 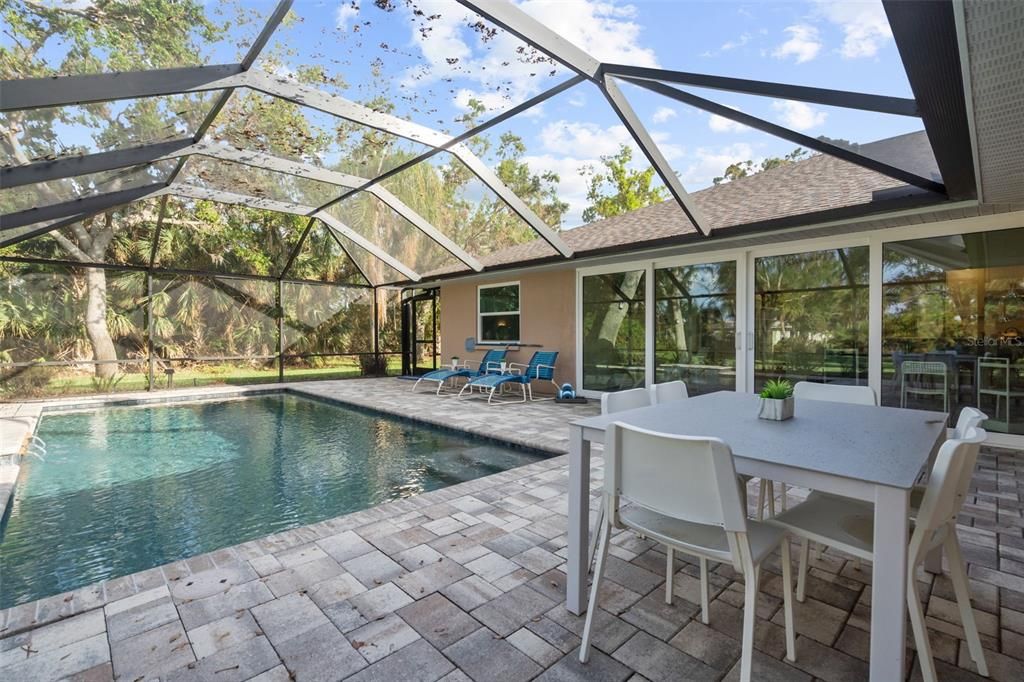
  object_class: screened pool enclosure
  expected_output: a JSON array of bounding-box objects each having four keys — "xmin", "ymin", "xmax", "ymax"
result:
[{"xmin": 1, "ymin": 0, "xmax": 969, "ymax": 400}]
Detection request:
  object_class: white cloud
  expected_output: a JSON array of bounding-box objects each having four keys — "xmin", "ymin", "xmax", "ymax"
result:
[
  {"xmin": 522, "ymin": 153, "xmax": 594, "ymax": 227},
  {"xmin": 335, "ymin": 1, "xmax": 360, "ymax": 32},
  {"xmin": 720, "ymin": 32, "xmax": 751, "ymax": 51},
  {"xmin": 772, "ymin": 24, "xmax": 822, "ymax": 63},
  {"xmin": 567, "ymin": 91, "xmax": 587, "ymax": 108},
  {"xmin": 517, "ymin": 0, "xmax": 659, "ymax": 66},
  {"xmin": 398, "ymin": 1, "xmax": 656, "ymax": 119},
  {"xmin": 652, "ymin": 106, "xmax": 677, "ymax": 124},
  {"xmin": 524, "ymin": 115, "xmax": 686, "ymax": 225},
  {"xmin": 771, "ymin": 100, "xmax": 827, "ymax": 131},
  {"xmin": 815, "ymin": 0, "xmax": 893, "ymax": 58},
  {"xmin": 678, "ymin": 143, "xmax": 760, "ymax": 188},
  {"xmin": 708, "ymin": 105, "xmax": 748, "ymax": 133},
  {"xmin": 539, "ymin": 120, "xmax": 634, "ymax": 157}
]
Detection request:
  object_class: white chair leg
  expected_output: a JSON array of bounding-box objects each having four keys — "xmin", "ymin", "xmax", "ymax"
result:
[
  {"xmin": 739, "ymin": 549, "xmax": 758, "ymax": 682},
  {"xmin": 907, "ymin": 569, "xmax": 938, "ymax": 682},
  {"xmin": 587, "ymin": 499, "xmax": 605, "ymax": 571},
  {"xmin": 699, "ymin": 557, "xmax": 710, "ymax": 624},
  {"xmin": 797, "ymin": 536, "xmax": 809, "ymax": 602},
  {"xmin": 780, "ymin": 539, "xmax": 796, "ymax": 662},
  {"xmin": 664, "ymin": 547, "xmax": 674, "ymax": 604},
  {"xmin": 579, "ymin": 517, "xmax": 611, "ymax": 663},
  {"xmin": 779, "ymin": 482, "xmax": 788, "ymax": 512},
  {"xmin": 756, "ymin": 480, "xmax": 772, "ymax": 521},
  {"xmin": 945, "ymin": 534, "xmax": 989, "ymax": 677}
]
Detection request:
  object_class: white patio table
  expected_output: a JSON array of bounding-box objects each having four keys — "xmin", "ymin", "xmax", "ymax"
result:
[{"xmin": 567, "ymin": 390, "xmax": 947, "ymax": 681}]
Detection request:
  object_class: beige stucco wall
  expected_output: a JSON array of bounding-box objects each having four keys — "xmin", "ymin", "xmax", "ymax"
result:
[{"xmin": 439, "ymin": 269, "xmax": 576, "ymax": 394}]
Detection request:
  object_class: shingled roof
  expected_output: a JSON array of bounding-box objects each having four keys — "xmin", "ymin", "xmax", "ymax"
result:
[{"xmin": 427, "ymin": 131, "xmax": 946, "ymax": 278}]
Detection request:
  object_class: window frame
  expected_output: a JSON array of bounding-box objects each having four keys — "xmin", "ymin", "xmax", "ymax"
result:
[{"xmin": 477, "ymin": 281, "xmax": 521, "ymax": 344}]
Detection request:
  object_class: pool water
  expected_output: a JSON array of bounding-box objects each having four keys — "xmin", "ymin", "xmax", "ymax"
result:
[{"xmin": 0, "ymin": 394, "xmax": 547, "ymax": 608}]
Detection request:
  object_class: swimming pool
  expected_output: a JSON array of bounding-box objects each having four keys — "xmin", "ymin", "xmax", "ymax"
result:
[{"xmin": 0, "ymin": 394, "xmax": 548, "ymax": 608}]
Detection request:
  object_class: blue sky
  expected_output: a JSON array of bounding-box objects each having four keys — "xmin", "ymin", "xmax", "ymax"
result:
[
  {"xmin": 7, "ymin": 1, "xmax": 925, "ymax": 228},
  {"xmin": 248, "ymin": 0, "xmax": 925, "ymax": 226}
]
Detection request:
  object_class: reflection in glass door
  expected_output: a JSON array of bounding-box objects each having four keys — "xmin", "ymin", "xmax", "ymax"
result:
[
  {"xmin": 753, "ymin": 247, "xmax": 869, "ymax": 391},
  {"xmin": 581, "ymin": 270, "xmax": 646, "ymax": 392},
  {"xmin": 882, "ymin": 227, "xmax": 1024, "ymax": 433},
  {"xmin": 654, "ymin": 261, "xmax": 738, "ymax": 395}
]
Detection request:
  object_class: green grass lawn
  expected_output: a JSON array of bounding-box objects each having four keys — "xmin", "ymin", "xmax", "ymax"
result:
[{"xmin": 1, "ymin": 357, "xmax": 405, "ymax": 401}]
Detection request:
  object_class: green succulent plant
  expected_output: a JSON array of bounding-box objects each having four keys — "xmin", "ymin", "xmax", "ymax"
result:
[{"xmin": 760, "ymin": 378, "xmax": 794, "ymax": 400}]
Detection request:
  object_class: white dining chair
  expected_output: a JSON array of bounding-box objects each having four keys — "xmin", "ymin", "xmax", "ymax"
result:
[
  {"xmin": 755, "ymin": 382, "xmax": 878, "ymax": 521},
  {"xmin": 580, "ymin": 423, "xmax": 796, "ymax": 682},
  {"xmin": 768, "ymin": 427, "xmax": 989, "ymax": 682},
  {"xmin": 591, "ymin": 388, "xmax": 651, "ymax": 567},
  {"xmin": 649, "ymin": 380, "xmax": 688, "ymax": 404}
]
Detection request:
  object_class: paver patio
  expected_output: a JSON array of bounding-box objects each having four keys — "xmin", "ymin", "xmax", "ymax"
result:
[{"xmin": 1, "ymin": 378, "xmax": 1023, "ymax": 681}]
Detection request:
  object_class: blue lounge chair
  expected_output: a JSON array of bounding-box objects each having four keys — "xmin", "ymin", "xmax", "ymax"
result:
[
  {"xmin": 458, "ymin": 351, "xmax": 559, "ymax": 404},
  {"xmin": 411, "ymin": 348, "xmax": 507, "ymax": 395}
]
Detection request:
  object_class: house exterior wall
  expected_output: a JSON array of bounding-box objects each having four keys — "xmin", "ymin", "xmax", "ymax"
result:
[{"xmin": 439, "ymin": 269, "xmax": 576, "ymax": 394}]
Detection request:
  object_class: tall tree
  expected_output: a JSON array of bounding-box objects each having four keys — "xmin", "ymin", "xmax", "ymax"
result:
[
  {"xmin": 712, "ymin": 148, "xmax": 808, "ymax": 185},
  {"xmin": 1, "ymin": 0, "xmax": 225, "ymax": 377},
  {"xmin": 580, "ymin": 145, "xmax": 667, "ymax": 223}
]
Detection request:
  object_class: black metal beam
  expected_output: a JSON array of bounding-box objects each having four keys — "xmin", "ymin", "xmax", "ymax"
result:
[
  {"xmin": 883, "ymin": 0, "xmax": 976, "ymax": 200},
  {"xmin": 242, "ymin": 0, "xmax": 293, "ymax": 69},
  {"xmin": 1, "ymin": 183, "xmax": 168, "ymax": 230},
  {"xmin": 317, "ymin": 74, "xmax": 586, "ymax": 210},
  {"xmin": 0, "ymin": 254, "xmax": 373, "ymax": 288},
  {"xmin": 602, "ymin": 64, "xmax": 919, "ymax": 117},
  {"xmin": 622, "ymin": 77, "xmax": 946, "ymax": 196},
  {"xmin": 1, "ymin": 138, "xmax": 195, "ymax": 188},
  {"xmin": 0, "ymin": 64, "xmax": 245, "ymax": 112},
  {"xmin": 0, "ymin": 213, "xmax": 88, "ymax": 248}
]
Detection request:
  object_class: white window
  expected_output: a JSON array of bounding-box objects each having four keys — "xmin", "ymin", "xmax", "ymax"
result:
[{"xmin": 478, "ymin": 282, "xmax": 520, "ymax": 343}]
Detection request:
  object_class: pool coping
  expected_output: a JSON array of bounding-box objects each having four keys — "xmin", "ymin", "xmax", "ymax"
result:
[
  {"xmin": 0, "ymin": 444, "xmax": 573, "ymax": 640},
  {"xmin": 0, "ymin": 379, "xmax": 579, "ymax": 634}
]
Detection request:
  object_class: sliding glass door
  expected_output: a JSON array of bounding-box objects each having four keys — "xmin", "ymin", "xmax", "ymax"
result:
[
  {"xmin": 576, "ymin": 222, "xmax": 1024, "ymax": 446},
  {"xmin": 752, "ymin": 246, "xmax": 869, "ymax": 392},
  {"xmin": 654, "ymin": 260, "xmax": 738, "ymax": 395},
  {"xmin": 581, "ymin": 269, "xmax": 646, "ymax": 392},
  {"xmin": 882, "ymin": 227, "xmax": 1024, "ymax": 432}
]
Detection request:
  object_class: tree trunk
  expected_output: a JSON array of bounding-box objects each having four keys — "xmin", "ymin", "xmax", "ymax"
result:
[
  {"xmin": 84, "ymin": 267, "xmax": 118, "ymax": 378},
  {"xmin": 595, "ymin": 271, "xmax": 643, "ymax": 344}
]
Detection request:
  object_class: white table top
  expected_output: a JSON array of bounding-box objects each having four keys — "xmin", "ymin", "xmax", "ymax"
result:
[{"xmin": 572, "ymin": 391, "xmax": 947, "ymax": 489}]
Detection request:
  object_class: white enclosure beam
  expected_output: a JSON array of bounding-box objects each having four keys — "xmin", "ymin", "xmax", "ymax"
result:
[
  {"xmin": 241, "ymin": 70, "xmax": 451, "ymax": 148},
  {"xmin": 0, "ymin": 65, "xmax": 246, "ymax": 112},
  {"xmin": 450, "ymin": 144, "xmax": 574, "ymax": 256},
  {"xmin": 166, "ymin": 183, "xmax": 421, "ymax": 282},
  {"xmin": 169, "ymin": 183, "xmax": 311, "ymax": 215},
  {"xmin": 243, "ymin": 70, "xmax": 573, "ymax": 258},
  {"xmin": 455, "ymin": 1, "xmax": 707, "ymax": 237},
  {"xmin": 314, "ymin": 212, "xmax": 421, "ymax": 282},
  {"xmin": 455, "ymin": 0, "xmax": 602, "ymax": 78},
  {"xmin": 601, "ymin": 75, "xmax": 710, "ymax": 236},
  {"xmin": 186, "ymin": 144, "xmax": 483, "ymax": 271}
]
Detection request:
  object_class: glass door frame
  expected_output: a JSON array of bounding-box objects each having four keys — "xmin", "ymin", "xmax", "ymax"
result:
[
  {"xmin": 649, "ymin": 250, "xmax": 748, "ymax": 395},
  {"xmin": 572, "ymin": 210, "xmax": 1024, "ymax": 449},
  {"xmin": 743, "ymin": 233, "xmax": 875, "ymax": 395}
]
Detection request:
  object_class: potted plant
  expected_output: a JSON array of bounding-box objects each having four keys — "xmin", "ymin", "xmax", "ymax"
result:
[
  {"xmin": 450, "ymin": 355, "xmax": 460, "ymax": 369},
  {"xmin": 759, "ymin": 378, "xmax": 795, "ymax": 421}
]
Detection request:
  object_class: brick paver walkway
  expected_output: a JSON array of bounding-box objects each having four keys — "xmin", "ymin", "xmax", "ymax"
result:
[{"xmin": 1, "ymin": 379, "xmax": 1022, "ymax": 681}]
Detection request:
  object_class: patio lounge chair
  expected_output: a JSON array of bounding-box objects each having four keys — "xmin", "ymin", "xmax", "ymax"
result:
[
  {"xmin": 457, "ymin": 350, "xmax": 558, "ymax": 404},
  {"xmin": 411, "ymin": 348, "xmax": 506, "ymax": 395}
]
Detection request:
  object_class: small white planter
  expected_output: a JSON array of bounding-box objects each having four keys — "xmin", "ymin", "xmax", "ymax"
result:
[{"xmin": 758, "ymin": 396, "xmax": 795, "ymax": 421}]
